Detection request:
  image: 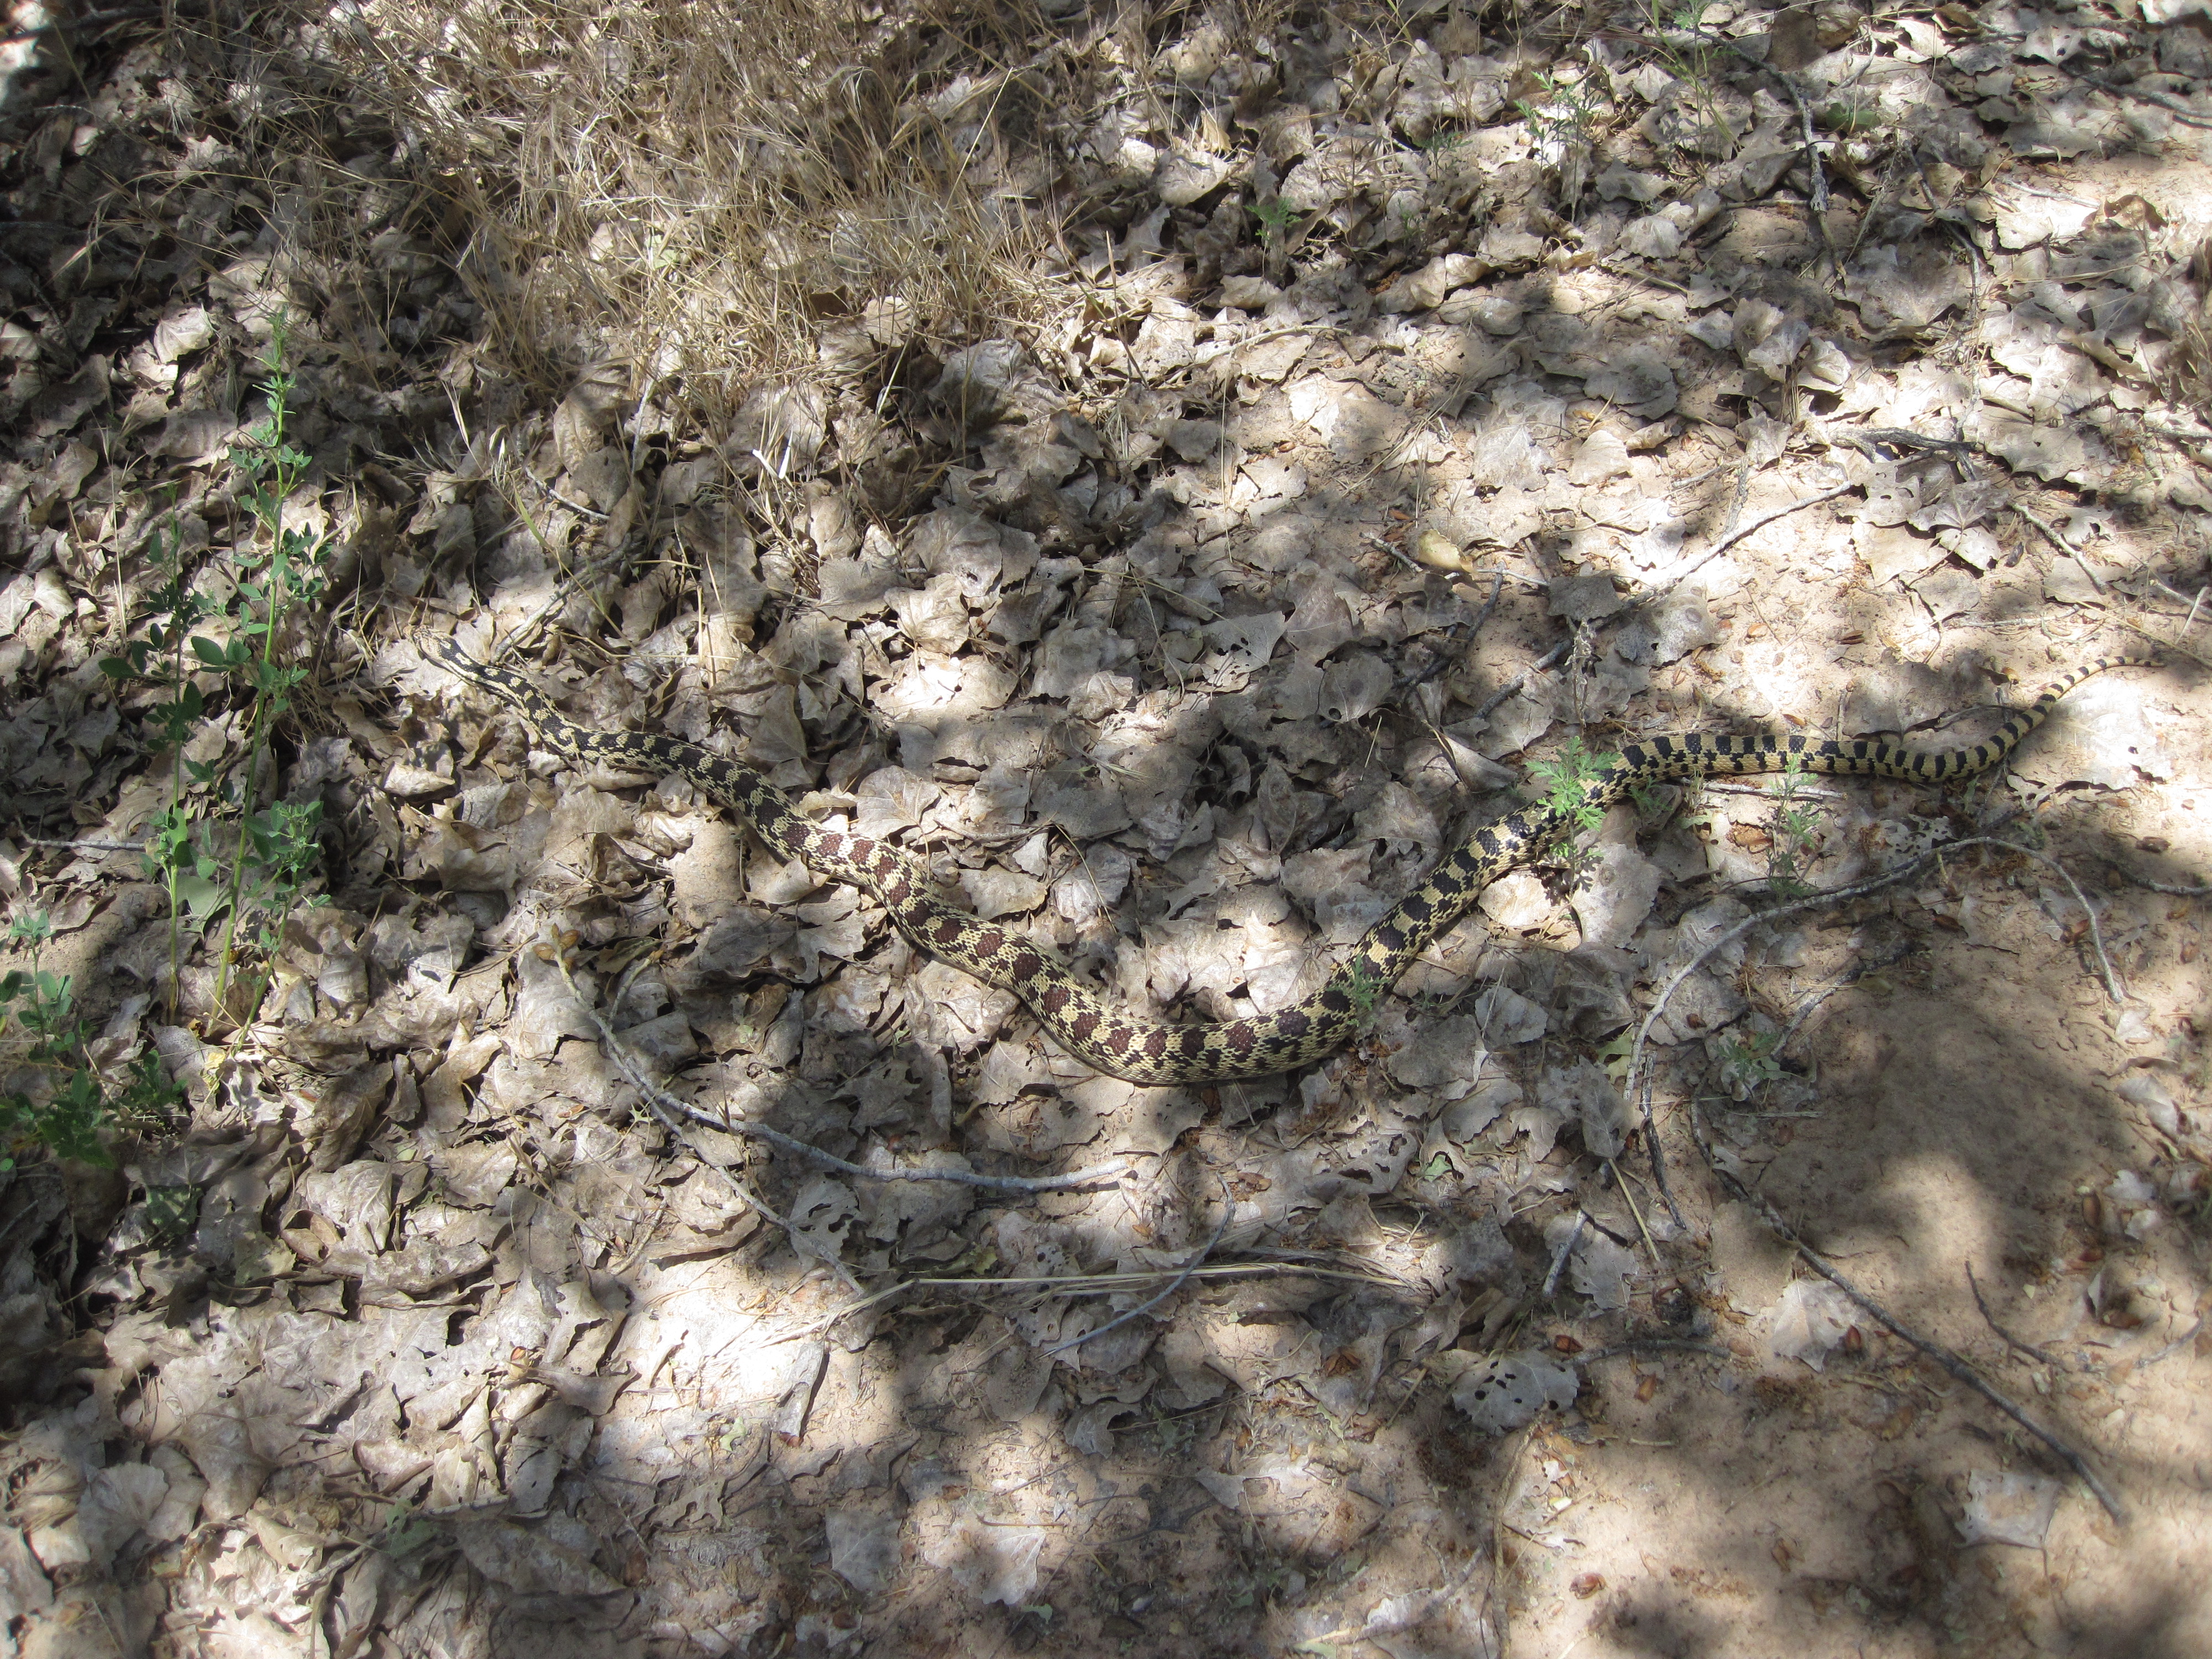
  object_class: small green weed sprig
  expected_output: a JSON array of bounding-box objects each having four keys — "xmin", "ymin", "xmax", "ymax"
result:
[
  {"xmin": 101, "ymin": 315, "xmax": 331, "ymax": 1033},
  {"xmin": 1642, "ymin": 1, "xmax": 1736, "ymax": 158},
  {"xmin": 1515, "ymin": 69, "xmax": 1601, "ymax": 159},
  {"xmin": 1718, "ymin": 1028, "xmax": 1784, "ymax": 1100},
  {"xmin": 1250, "ymin": 196, "xmax": 1303, "ymax": 254},
  {"xmin": 1765, "ymin": 750, "xmax": 1820, "ymax": 899},
  {"xmin": 1528, "ymin": 738, "xmax": 1619, "ymax": 836},
  {"xmin": 1338, "ymin": 956, "xmax": 1390, "ymax": 1018},
  {"xmin": 0, "ymin": 912, "xmax": 181, "ymax": 1167}
]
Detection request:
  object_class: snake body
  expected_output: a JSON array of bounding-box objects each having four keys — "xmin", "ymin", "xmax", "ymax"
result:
[{"xmin": 437, "ymin": 639, "xmax": 2148, "ymax": 1085}]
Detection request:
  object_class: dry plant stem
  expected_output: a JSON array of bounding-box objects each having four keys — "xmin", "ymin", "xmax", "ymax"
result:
[
  {"xmin": 1606, "ymin": 1158, "xmax": 1661, "ymax": 1270},
  {"xmin": 1040, "ymin": 1177, "xmax": 1232, "ymax": 1359},
  {"xmin": 1492, "ymin": 1423, "xmax": 1533, "ymax": 1659},
  {"xmin": 1966, "ymin": 1261, "xmax": 2064, "ymax": 1368},
  {"xmin": 1977, "ymin": 838, "xmax": 2126, "ymax": 1003},
  {"xmin": 1776, "ymin": 941, "xmax": 1912, "ymax": 1059},
  {"xmin": 1583, "ymin": 1338, "xmax": 1731, "ymax": 1362},
  {"xmin": 1627, "ymin": 829, "xmax": 2115, "ymax": 1227},
  {"xmin": 1645, "ymin": 478, "xmax": 1860, "ymax": 601},
  {"xmin": 521, "ymin": 467, "xmax": 609, "ymax": 522},
  {"xmin": 2120, "ymin": 614, "xmax": 2211, "ymax": 671},
  {"xmin": 2075, "ymin": 71, "xmax": 2212, "ymax": 128},
  {"xmin": 2016, "ymin": 502, "xmax": 2105, "ymax": 593},
  {"xmin": 1474, "ymin": 639, "xmax": 1572, "ymax": 722},
  {"xmin": 2143, "ymin": 1312, "xmax": 2209, "ymax": 1366},
  {"xmin": 1295, "ymin": 1512, "xmax": 1493, "ymax": 1652},
  {"xmin": 780, "ymin": 1259, "xmax": 1401, "ymax": 1344},
  {"xmin": 301, "ymin": 1541, "xmax": 378, "ymax": 1659},
  {"xmin": 687, "ymin": 1073, "xmax": 1128, "ymax": 1193},
  {"xmin": 548, "ymin": 944, "xmax": 796, "ymax": 1245},
  {"xmin": 487, "ymin": 547, "xmax": 640, "ymax": 661},
  {"xmin": 1779, "ymin": 73, "xmax": 1835, "ymax": 263},
  {"xmin": 2109, "ymin": 862, "xmax": 2212, "ymax": 897},
  {"xmin": 546, "ymin": 940, "xmax": 1124, "ymax": 1194},
  {"xmin": 1693, "ymin": 1104, "xmax": 2126, "ymax": 1524},
  {"xmin": 1541, "ymin": 1211, "xmax": 1586, "ymax": 1299}
]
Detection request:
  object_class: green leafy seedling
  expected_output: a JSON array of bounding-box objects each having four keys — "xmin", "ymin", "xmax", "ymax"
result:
[
  {"xmin": 1719, "ymin": 1030, "xmax": 1785, "ymax": 1099},
  {"xmin": 0, "ymin": 911, "xmax": 182, "ymax": 1166},
  {"xmin": 1528, "ymin": 738, "xmax": 1620, "ymax": 835}
]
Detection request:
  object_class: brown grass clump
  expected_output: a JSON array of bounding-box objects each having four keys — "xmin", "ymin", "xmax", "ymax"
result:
[{"xmin": 328, "ymin": 0, "xmax": 1085, "ymax": 440}]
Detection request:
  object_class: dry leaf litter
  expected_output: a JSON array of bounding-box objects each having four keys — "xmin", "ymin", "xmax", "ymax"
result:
[{"xmin": 1, "ymin": 0, "xmax": 2210, "ymax": 1656}]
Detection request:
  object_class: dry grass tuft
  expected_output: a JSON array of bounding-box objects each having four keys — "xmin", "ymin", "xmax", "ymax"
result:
[{"xmin": 329, "ymin": 0, "xmax": 1089, "ymax": 440}]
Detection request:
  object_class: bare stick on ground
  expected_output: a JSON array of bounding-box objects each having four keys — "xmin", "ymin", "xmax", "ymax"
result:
[{"xmin": 1693, "ymin": 1103, "xmax": 2126, "ymax": 1523}]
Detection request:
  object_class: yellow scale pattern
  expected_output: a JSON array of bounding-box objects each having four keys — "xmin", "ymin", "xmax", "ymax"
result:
[{"xmin": 437, "ymin": 639, "xmax": 2152, "ymax": 1084}]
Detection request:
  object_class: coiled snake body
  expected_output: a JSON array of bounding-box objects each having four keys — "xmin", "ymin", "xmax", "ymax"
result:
[{"xmin": 438, "ymin": 639, "xmax": 2148, "ymax": 1085}]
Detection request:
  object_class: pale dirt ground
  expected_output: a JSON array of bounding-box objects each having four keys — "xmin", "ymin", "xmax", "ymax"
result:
[{"xmin": 1, "ymin": 3, "xmax": 2211, "ymax": 1658}]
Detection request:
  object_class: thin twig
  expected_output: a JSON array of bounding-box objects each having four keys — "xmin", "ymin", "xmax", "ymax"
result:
[
  {"xmin": 1775, "ymin": 941, "xmax": 1913, "ymax": 1060},
  {"xmin": 1689, "ymin": 1100, "xmax": 2126, "ymax": 1522},
  {"xmin": 1627, "ymin": 829, "xmax": 2111, "ymax": 1126},
  {"xmin": 1541, "ymin": 1211, "xmax": 1586, "ymax": 1300},
  {"xmin": 1643, "ymin": 479, "xmax": 1859, "ymax": 601},
  {"xmin": 1978, "ymin": 839, "xmax": 2125, "ymax": 1004},
  {"xmin": 1606, "ymin": 1158, "xmax": 1661, "ymax": 1271},
  {"xmin": 468, "ymin": 544, "xmax": 639, "ymax": 667},
  {"xmin": 2073, "ymin": 71, "xmax": 2212, "ymax": 130},
  {"xmin": 1582, "ymin": 1338, "xmax": 1731, "ymax": 1363},
  {"xmin": 1966, "ymin": 1261, "xmax": 2063, "ymax": 1368},
  {"xmin": 2015, "ymin": 502, "xmax": 2104, "ymax": 594},
  {"xmin": 2106, "ymin": 861, "xmax": 2212, "ymax": 898},
  {"xmin": 547, "ymin": 942, "xmax": 798, "ymax": 1245},
  {"xmin": 1395, "ymin": 569, "xmax": 1501, "ymax": 706},
  {"xmin": 1042, "ymin": 1177, "xmax": 1232, "ymax": 1358},
  {"xmin": 773, "ymin": 1256, "xmax": 1401, "ymax": 1343},
  {"xmin": 521, "ymin": 467, "xmax": 610, "ymax": 522},
  {"xmin": 546, "ymin": 939, "xmax": 1125, "ymax": 1194},
  {"xmin": 1475, "ymin": 639, "xmax": 1572, "ymax": 721},
  {"xmin": 1778, "ymin": 71, "xmax": 1834, "ymax": 266},
  {"xmin": 2118, "ymin": 615, "xmax": 2211, "ymax": 670},
  {"xmin": 1626, "ymin": 824, "xmax": 2110, "ymax": 1225},
  {"xmin": 2142, "ymin": 1312, "xmax": 2208, "ymax": 1368}
]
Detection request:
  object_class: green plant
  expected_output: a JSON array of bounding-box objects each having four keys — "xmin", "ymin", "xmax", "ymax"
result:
[
  {"xmin": 1515, "ymin": 70, "xmax": 1601, "ymax": 157},
  {"xmin": 100, "ymin": 315, "xmax": 331, "ymax": 1030},
  {"xmin": 1626, "ymin": 776, "xmax": 1672, "ymax": 819},
  {"xmin": 1337, "ymin": 956, "xmax": 1390, "ymax": 1018},
  {"xmin": 1718, "ymin": 1029, "xmax": 1784, "ymax": 1099},
  {"xmin": 378, "ymin": 1500, "xmax": 437, "ymax": 1558},
  {"xmin": 1250, "ymin": 197, "xmax": 1305, "ymax": 248},
  {"xmin": 0, "ymin": 912, "xmax": 182, "ymax": 1167},
  {"xmin": 1765, "ymin": 750, "xmax": 1820, "ymax": 899},
  {"xmin": 144, "ymin": 1183, "xmax": 199, "ymax": 1241},
  {"xmin": 1642, "ymin": 1, "xmax": 1735, "ymax": 155},
  {"xmin": 1598, "ymin": 1026, "xmax": 1636, "ymax": 1083},
  {"xmin": 1528, "ymin": 738, "xmax": 1620, "ymax": 835}
]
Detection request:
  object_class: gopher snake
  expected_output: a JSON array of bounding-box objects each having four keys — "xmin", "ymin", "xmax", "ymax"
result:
[{"xmin": 437, "ymin": 640, "xmax": 2149, "ymax": 1085}]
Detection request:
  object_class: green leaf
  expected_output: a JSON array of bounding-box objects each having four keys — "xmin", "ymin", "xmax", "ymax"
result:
[
  {"xmin": 173, "ymin": 868, "xmax": 230, "ymax": 925},
  {"xmin": 145, "ymin": 1184, "xmax": 199, "ymax": 1239},
  {"xmin": 190, "ymin": 635, "xmax": 231, "ymax": 667}
]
